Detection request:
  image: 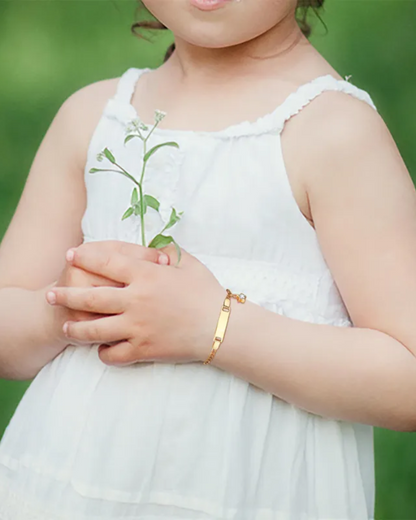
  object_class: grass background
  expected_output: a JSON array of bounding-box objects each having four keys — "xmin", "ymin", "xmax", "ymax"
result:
[{"xmin": 1, "ymin": 1, "xmax": 416, "ymax": 518}]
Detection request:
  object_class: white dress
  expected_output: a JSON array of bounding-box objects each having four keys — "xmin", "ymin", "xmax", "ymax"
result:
[{"xmin": 0, "ymin": 67, "xmax": 378, "ymax": 520}]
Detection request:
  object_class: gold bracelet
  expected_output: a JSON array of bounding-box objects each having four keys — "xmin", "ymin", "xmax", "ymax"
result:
[{"xmin": 203, "ymin": 288, "xmax": 247, "ymax": 365}]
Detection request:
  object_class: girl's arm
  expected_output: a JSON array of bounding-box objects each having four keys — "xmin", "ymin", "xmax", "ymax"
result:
[
  {"xmin": 0, "ymin": 78, "xmax": 119, "ymax": 380},
  {"xmin": 207, "ymin": 92, "xmax": 416, "ymax": 432},
  {"xmin": 0, "ymin": 283, "xmax": 66, "ymax": 380}
]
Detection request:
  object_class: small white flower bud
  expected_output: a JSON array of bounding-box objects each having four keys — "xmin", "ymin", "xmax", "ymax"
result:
[
  {"xmin": 154, "ymin": 109, "xmax": 167, "ymax": 123},
  {"xmin": 126, "ymin": 117, "xmax": 147, "ymax": 134}
]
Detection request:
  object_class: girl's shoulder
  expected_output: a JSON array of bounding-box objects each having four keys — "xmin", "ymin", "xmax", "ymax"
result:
[
  {"xmin": 278, "ymin": 72, "xmax": 384, "ymax": 228},
  {"xmin": 273, "ymin": 70, "xmax": 378, "ymax": 132},
  {"xmin": 280, "ymin": 74, "xmax": 382, "ymax": 149},
  {"xmin": 63, "ymin": 73, "xmax": 121, "ymax": 125},
  {"xmin": 56, "ymin": 72, "xmax": 129, "ymax": 167}
]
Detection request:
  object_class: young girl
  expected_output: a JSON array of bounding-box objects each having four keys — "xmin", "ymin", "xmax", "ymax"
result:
[{"xmin": 0, "ymin": 0, "xmax": 415, "ymax": 518}]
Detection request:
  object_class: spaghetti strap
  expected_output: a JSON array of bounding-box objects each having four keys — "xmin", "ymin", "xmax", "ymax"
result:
[
  {"xmin": 104, "ymin": 67, "xmax": 151, "ymax": 124},
  {"xmin": 113, "ymin": 67, "xmax": 144, "ymax": 104},
  {"xmin": 275, "ymin": 74, "xmax": 378, "ymax": 131}
]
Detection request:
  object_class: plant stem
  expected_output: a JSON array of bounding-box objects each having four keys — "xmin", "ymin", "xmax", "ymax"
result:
[
  {"xmin": 130, "ymin": 117, "xmax": 163, "ymax": 247},
  {"xmin": 139, "ymin": 140, "xmax": 147, "ymax": 246},
  {"xmin": 109, "ymin": 159, "xmax": 146, "ymax": 246},
  {"xmin": 144, "ymin": 125, "xmax": 157, "ymax": 144}
]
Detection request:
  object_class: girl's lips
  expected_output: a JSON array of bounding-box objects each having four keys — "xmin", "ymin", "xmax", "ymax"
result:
[{"xmin": 190, "ymin": 0, "xmax": 233, "ymax": 11}]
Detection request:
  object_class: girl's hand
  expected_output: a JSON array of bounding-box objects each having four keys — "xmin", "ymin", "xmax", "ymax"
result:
[
  {"xmin": 46, "ymin": 241, "xmax": 225, "ymax": 366},
  {"xmin": 46, "ymin": 240, "xmax": 170, "ymax": 347}
]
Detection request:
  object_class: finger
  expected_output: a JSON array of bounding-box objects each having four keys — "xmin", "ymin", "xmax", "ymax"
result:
[
  {"xmin": 98, "ymin": 341, "xmax": 137, "ymax": 366},
  {"xmin": 63, "ymin": 315, "xmax": 127, "ymax": 344},
  {"xmin": 72, "ymin": 310, "xmax": 107, "ymax": 321},
  {"xmin": 50, "ymin": 286, "xmax": 125, "ymax": 314},
  {"xmin": 68, "ymin": 241, "xmax": 169, "ymax": 268},
  {"xmin": 68, "ymin": 248, "xmax": 137, "ymax": 284},
  {"xmin": 86, "ymin": 272, "xmax": 125, "ymax": 288},
  {"xmin": 69, "ymin": 265, "xmax": 124, "ymax": 288},
  {"xmin": 159, "ymin": 243, "xmax": 188, "ymax": 268},
  {"xmin": 117, "ymin": 241, "xmax": 170, "ymax": 265}
]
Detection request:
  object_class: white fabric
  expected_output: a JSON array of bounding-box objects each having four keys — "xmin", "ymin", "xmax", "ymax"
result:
[{"xmin": 0, "ymin": 67, "xmax": 377, "ymax": 520}]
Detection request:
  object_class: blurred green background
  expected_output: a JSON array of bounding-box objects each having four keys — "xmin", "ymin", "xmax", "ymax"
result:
[{"xmin": 0, "ymin": 1, "xmax": 415, "ymax": 518}]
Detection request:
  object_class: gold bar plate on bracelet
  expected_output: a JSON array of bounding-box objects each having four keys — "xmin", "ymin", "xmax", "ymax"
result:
[{"xmin": 214, "ymin": 304, "xmax": 231, "ymax": 343}]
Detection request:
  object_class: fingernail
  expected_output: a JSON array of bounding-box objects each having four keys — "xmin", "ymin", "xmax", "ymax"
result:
[
  {"xmin": 158, "ymin": 253, "xmax": 169, "ymax": 265},
  {"xmin": 66, "ymin": 248, "xmax": 75, "ymax": 262},
  {"xmin": 63, "ymin": 322, "xmax": 69, "ymax": 335},
  {"xmin": 46, "ymin": 291, "xmax": 56, "ymax": 305}
]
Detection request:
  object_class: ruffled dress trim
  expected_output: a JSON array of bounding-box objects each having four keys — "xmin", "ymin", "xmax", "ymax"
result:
[{"xmin": 103, "ymin": 67, "xmax": 377, "ymax": 140}]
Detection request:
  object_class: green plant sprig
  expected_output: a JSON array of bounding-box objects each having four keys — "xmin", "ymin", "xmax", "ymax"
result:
[{"xmin": 89, "ymin": 109, "xmax": 183, "ymax": 266}]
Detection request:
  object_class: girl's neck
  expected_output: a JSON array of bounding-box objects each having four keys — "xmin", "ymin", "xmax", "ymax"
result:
[{"xmin": 166, "ymin": 12, "xmax": 309, "ymax": 87}]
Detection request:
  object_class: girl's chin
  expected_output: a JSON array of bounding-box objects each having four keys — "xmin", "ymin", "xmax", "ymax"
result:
[{"xmin": 190, "ymin": 0, "xmax": 237, "ymax": 12}]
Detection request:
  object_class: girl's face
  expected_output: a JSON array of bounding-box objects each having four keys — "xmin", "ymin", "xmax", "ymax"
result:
[{"xmin": 141, "ymin": 0, "xmax": 298, "ymax": 49}]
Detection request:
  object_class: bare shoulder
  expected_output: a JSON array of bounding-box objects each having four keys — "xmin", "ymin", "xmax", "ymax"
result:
[
  {"xmin": 307, "ymin": 88, "xmax": 382, "ymax": 136},
  {"xmin": 287, "ymin": 88, "xmax": 393, "ymax": 177},
  {"xmin": 300, "ymin": 90, "xmax": 409, "ymax": 195},
  {"xmin": 56, "ymin": 75, "xmax": 121, "ymax": 169},
  {"xmin": 62, "ymin": 75, "xmax": 119, "ymax": 114},
  {"xmin": 281, "ymin": 87, "xmax": 404, "ymax": 226}
]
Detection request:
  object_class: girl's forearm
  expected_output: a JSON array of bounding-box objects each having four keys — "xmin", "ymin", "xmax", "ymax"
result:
[
  {"xmin": 207, "ymin": 300, "xmax": 416, "ymax": 432},
  {"xmin": 0, "ymin": 283, "xmax": 66, "ymax": 380}
]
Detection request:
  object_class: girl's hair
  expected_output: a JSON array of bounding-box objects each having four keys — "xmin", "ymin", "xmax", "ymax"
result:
[{"xmin": 132, "ymin": 0, "xmax": 326, "ymax": 63}]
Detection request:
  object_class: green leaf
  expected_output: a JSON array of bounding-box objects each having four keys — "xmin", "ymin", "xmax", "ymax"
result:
[
  {"xmin": 104, "ymin": 148, "xmax": 116, "ymax": 164},
  {"xmin": 171, "ymin": 238, "xmax": 182, "ymax": 267},
  {"xmin": 141, "ymin": 196, "xmax": 148, "ymax": 214},
  {"xmin": 89, "ymin": 168, "xmax": 102, "ymax": 173},
  {"xmin": 131, "ymin": 187, "xmax": 138, "ymax": 205},
  {"xmin": 133, "ymin": 197, "xmax": 147, "ymax": 216},
  {"xmin": 163, "ymin": 207, "xmax": 183, "ymax": 231},
  {"xmin": 143, "ymin": 142, "xmax": 180, "ymax": 163},
  {"xmin": 144, "ymin": 194, "xmax": 160, "ymax": 212},
  {"xmin": 121, "ymin": 207, "xmax": 134, "ymax": 220},
  {"xmin": 148, "ymin": 234, "xmax": 174, "ymax": 249},
  {"xmin": 124, "ymin": 134, "xmax": 138, "ymax": 145}
]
